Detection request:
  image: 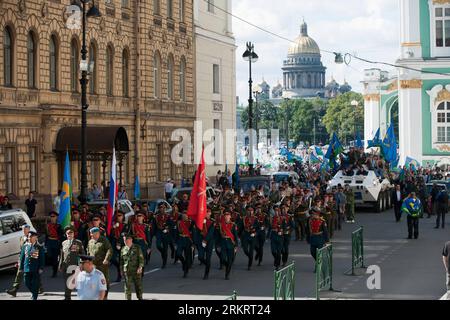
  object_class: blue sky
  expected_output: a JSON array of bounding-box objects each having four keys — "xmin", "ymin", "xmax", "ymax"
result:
[{"xmin": 233, "ymin": 0, "xmax": 400, "ymax": 104}]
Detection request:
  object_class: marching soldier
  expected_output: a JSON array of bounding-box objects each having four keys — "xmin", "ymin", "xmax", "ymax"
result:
[
  {"xmin": 153, "ymin": 203, "xmax": 173, "ymax": 268},
  {"xmin": 344, "ymin": 184, "xmax": 355, "ymax": 223},
  {"xmin": 130, "ymin": 211, "xmax": 152, "ymax": 267},
  {"xmin": 19, "ymin": 231, "xmax": 45, "ymax": 300},
  {"xmin": 323, "ymin": 194, "xmax": 336, "ymax": 238},
  {"xmin": 254, "ymin": 204, "xmax": 269, "ymax": 266},
  {"xmin": 71, "ymin": 210, "xmax": 84, "ymax": 242},
  {"xmin": 120, "ymin": 234, "xmax": 144, "ymax": 300},
  {"xmin": 294, "ymin": 197, "xmax": 309, "ymax": 241},
  {"xmin": 169, "ymin": 204, "xmax": 181, "ymax": 263},
  {"xmin": 219, "ymin": 211, "xmax": 239, "ymax": 280},
  {"xmin": 213, "ymin": 207, "xmax": 224, "ymax": 269},
  {"xmin": 176, "ymin": 213, "xmax": 194, "ymax": 278},
  {"xmin": 110, "ymin": 211, "xmax": 128, "ymax": 282},
  {"xmin": 87, "ymin": 227, "xmax": 113, "ymax": 299},
  {"xmin": 306, "ymin": 208, "xmax": 330, "ymax": 268},
  {"xmin": 241, "ymin": 207, "xmax": 259, "ymax": 270},
  {"xmin": 45, "ymin": 211, "xmax": 63, "ymax": 278},
  {"xmin": 270, "ymin": 206, "xmax": 284, "ymax": 271},
  {"xmin": 6, "ymin": 224, "xmax": 43, "ymax": 297},
  {"xmin": 197, "ymin": 208, "xmax": 215, "ymax": 279},
  {"xmin": 59, "ymin": 226, "xmax": 85, "ymax": 300},
  {"xmin": 281, "ymin": 204, "xmax": 295, "ymax": 267}
]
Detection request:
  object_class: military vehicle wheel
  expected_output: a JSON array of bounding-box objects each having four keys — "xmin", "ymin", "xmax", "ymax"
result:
[
  {"xmin": 381, "ymin": 192, "xmax": 386, "ymax": 211},
  {"xmin": 374, "ymin": 196, "xmax": 382, "ymax": 213},
  {"xmin": 386, "ymin": 191, "xmax": 392, "ymax": 208}
]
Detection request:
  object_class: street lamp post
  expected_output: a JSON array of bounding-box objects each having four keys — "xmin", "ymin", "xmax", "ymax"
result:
[
  {"xmin": 79, "ymin": 0, "xmax": 101, "ymax": 204},
  {"xmin": 351, "ymin": 100, "xmax": 359, "ymax": 144},
  {"xmin": 243, "ymin": 42, "xmax": 258, "ymax": 176}
]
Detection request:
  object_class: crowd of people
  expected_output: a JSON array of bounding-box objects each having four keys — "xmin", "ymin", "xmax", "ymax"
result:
[{"xmin": 2, "ymin": 146, "xmax": 449, "ymax": 300}]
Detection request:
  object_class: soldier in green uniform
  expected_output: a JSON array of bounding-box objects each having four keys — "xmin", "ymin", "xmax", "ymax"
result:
[
  {"xmin": 120, "ymin": 234, "xmax": 144, "ymax": 300},
  {"xmin": 324, "ymin": 194, "xmax": 337, "ymax": 238},
  {"xmin": 19, "ymin": 231, "xmax": 45, "ymax": 300},
  {"xmin": 59, "ymin": 226, "xmax": 85, "ymax": 300},
  {"xmin": 294, "ymin": 197, "xmax": 309, "ymax": 241},
  {"xmin": 344, "ymin": 185, "xmax": 355, "ymax": 223},
  {"xmin": 87, "ymin": 227, "xmax": 113, "ymax": 299}
]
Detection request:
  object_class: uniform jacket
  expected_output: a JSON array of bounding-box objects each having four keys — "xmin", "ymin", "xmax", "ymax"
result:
[
  {"xmin": 59, "ymin": 239, "xmax": 85, "ymax": 272},
  {"xmin": 120, "ymin": 244, "xmax": 144, "ymax": 274},
  {"xmin": 19, "ymin": 242, "xmax": 45, "ymax": 273},
  {"xmin": 87, "ymin": 236, "xmax": 113, "ymax": 267}
]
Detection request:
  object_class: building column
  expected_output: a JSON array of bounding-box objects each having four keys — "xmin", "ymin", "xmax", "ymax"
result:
[{"xmin": 363, "ymin": 94, "xmax": 381, "ymax": 149}]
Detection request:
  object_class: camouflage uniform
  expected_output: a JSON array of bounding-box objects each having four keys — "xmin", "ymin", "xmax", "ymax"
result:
[
  {"xmin": 87, "ymin": 236, "xmax": 113, "ymax": 297},
  {"xmin": 345, "ymin": 189, "xmax": 355, "ymax": 221},
  {"xmin": 120, "ymin": 243, "xmax": 144, "ymax": 300}
]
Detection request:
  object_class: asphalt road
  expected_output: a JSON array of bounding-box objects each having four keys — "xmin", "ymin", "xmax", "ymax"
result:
[{"xmin": 0, "ymin": 208, "xmax": 449, "ymax": 300}]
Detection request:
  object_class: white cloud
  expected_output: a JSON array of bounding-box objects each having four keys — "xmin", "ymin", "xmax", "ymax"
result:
[{"xmin": 233, "ymin": 0, "xmax": 400, "ymax": 103}]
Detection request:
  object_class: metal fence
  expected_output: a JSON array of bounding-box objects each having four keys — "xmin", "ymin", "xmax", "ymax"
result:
[
  {"xmin": 346, "ymin": 227, "xmax": 366, "ymax": 275},
  {"xmin": 225, "ymin": 290, "xmax": 237, "ymax": 300},
  {"xmin": 315, "ymin": 244, "xmax": 333, "ymax": 300},
  {"xmin": 274, "ymin": 262, "xmax": 295, "ymax": 300}
]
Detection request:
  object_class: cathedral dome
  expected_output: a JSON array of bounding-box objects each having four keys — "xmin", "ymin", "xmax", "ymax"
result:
[{"xmin": 288, "ymin": 21, "xmax": 321, "ymax": 55}]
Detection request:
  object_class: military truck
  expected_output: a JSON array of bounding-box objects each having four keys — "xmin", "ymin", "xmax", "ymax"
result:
[{"xmin": 327, "ymin": 170, "xmax": 394, "ymax": 212}]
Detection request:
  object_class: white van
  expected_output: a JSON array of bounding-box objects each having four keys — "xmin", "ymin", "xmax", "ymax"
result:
[{"xmin": 0, "ymin": 209, "xmax": 36, "ymax": 270}]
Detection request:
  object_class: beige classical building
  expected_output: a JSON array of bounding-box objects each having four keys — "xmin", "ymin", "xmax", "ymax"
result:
[
  {"xmin": 194, "ymin": 0, "xmax": 236, "ymax": 177},
  {"xmin": 0, "ymin": 0, "xmax": 196, "ymax": 214}
]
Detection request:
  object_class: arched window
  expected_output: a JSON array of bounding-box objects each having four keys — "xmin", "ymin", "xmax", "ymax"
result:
[
  {"xmin": 179, "ymin": 0, "xmax": 185, "ymax": 22},
  {"xmin": 49, "ymin": 35, "xmax": 58, "ymax": 91},
  {"xmin": 4, "ymin": 26, "xmax": 13, "ymax": 86},
  {"xmin": 27, "ymin": 31, "xmax": 37, "ymax": 88},
  {"xmin": 167, "ymin": 54, "xmax": 174, "ymax": 100},
  {"xmin": 153, "ymin": 51, "xmax": 161, "ymax": 98},
  {"xmin": 106, "ymin": 45, "xmax": 114, "ymax": 96},
  {"xmin": 70, "ymin": 39, "xmax": 79, "ymax": 92},
  {"xmin": 180, "ymin": 56, "xmax": 186, "ymax": 101},
  {"xmin": 89, "ymin": 42, "xmax": 97, "ymax": 94},
  {"xmin": 437, "ymin": 101, "xmax": 450, "ymax": 143},
  {"xmin": 122, "ymin": 49, "xmax": 129, "ymax": 97}
]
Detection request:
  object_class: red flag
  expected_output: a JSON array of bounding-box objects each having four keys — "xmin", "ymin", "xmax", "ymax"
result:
[{"xmin": 187, "ymin": 146, "xmax": 207, "ymax": 230}]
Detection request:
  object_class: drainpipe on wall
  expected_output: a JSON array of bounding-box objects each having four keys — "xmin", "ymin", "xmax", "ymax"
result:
[{"xmin": 134, "ymin": 0, "xmax": 141, "ymax": 197}]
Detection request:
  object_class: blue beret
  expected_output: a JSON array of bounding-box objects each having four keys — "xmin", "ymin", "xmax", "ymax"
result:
[
  {"xmin": 22, "ymin": 224, "xmax": 31, "ymax": 229},
  {"xmin": 90, "ymin": 227, "xmax": 100, "ymax": 233}
]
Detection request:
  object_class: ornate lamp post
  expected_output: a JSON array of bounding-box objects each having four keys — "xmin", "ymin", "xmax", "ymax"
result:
[
  {"xmin": 79, "ymin": 0, "xmax": 101, "ymax": 204},
  {"xmin": 243, "ymin": 42, "xmax": 258, "ymax": 176}
]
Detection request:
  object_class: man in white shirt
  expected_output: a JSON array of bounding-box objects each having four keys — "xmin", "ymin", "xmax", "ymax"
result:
[
  {"xmin": 75, "ymin": 255, "xmax": 107, "ymax": 300},
  {"xmin": 164, "ymin": 179, "xmax": 174, "ymax": 201}
]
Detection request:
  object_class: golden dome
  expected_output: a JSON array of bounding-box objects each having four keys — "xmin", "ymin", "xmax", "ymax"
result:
[{"xmin": 288, "ymin": 21, "xmax": 320, "ymax": 55}]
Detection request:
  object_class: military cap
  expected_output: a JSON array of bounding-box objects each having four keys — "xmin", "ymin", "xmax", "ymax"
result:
[
  {"xmin": 49, "ymin": 211, "xmax": 59, "ymax": 217},
  {"xmin": 158, "ymin": 202, "xmax": 165, "ymax": 207},
  {"xmin": 123, "ymin": 233, "xmax": 134, "ymax": 240},
  {"xmin": 91, "ymin": 213, "xmax": 102, "ymax": 221},
  {"xmin": 79, "ymin": 255, "xmax": 94, "ymax": 263},
  {"xmin": 224, "ymin": 211, "xmax": 231, "ymax": 216},
  {"xmin": 90, "ymin": 227, "xmax": 100, "ymax": 234},
  {"xmin": 136, "ymin": 211, "xmax": 146, "ymax": 217},
  {"xmin": 247, "ymin": 207, "xmax": 255, "ymax": 211},
  {"xmin": 72, "ymin": 209, "xmax": 80, "ymax": 214},
  {"xmin": 29, "ymin": 231, "xmax": 38, "ymax": 237},
  {"xmin": 22, "ymin": 224, "xmax": 31, "ymax": 230},
  {"xmin": 116, "ymin": 210, "xmax": 125, "ymax": 216}
]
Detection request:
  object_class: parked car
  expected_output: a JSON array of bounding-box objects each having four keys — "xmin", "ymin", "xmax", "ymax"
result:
[
  {"xmin": 172, "ymin": 186, "xmax": 220, "ymax": 205},
  {"xmin": 236, "ymin": 175, "xmax": 272, "ymax": 195},
  {"xmin": 131, "ymin": 199, "xmax": 172, "ymax": 214},
  {"xmin": 271, "ymin": 171, "xmax": 300, "ymax": 185},
  {"xmin": 0, "ymin": 209, "xmax": 36, "ymax": 271},
  {"xmin": 87, "ymin": 199, "xmax": 135, "ymax": 222}
]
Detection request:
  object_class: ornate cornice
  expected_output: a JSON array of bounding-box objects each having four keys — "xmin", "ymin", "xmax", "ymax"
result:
[
  {"xmin": 400, "ymin": 79, "xmax": 422, "ymax": 89},
  {"xmin": 436, "ymin": 89, "xmax": 450, "ymax": 102},
  {"xmin": 436, "ymin": 144, "xmax": 450, "ymax": 152},
  {"xmin": 401, "ymin": 42, "xmax": 421, "ymax": 47},
  {"xmin": 364, "ymin": 94, "xmax": 380, "ymax": 102},
  {"xmin": 433, "ymin": 0, "xmax": 450, "ymax": 5}
]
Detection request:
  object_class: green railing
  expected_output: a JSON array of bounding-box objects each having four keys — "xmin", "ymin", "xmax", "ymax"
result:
[
  {"xmin": 315, "ymin": 244, "xmax": 333, "ymax": 300},
  {"xmin": 225, "ymin": 290, "xmax": 237, "ymax": 300},
  {"xmin": 346, "ymin": 227, "xmax": 366, "ymax": 275},
  {"xmin": 274, "ymin": 261, "xmax": 295, "ymax": 300}
]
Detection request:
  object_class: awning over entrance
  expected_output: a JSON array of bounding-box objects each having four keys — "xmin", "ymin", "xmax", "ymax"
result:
[{"xmin": 55, "ymin": 126, "xmax": 129, "ymax": 160}]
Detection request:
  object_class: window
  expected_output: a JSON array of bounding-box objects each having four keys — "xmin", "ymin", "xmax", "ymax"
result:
[
  {"xmin": 106, "ymin": 45, "xmax": 114, "ymax": 96},
  {"xmin": 167, "ymin": 0, "xmax": 173, "ymax": 18},
  {"xmin": 122, "ymin": 49, "xmax": 129, "ymax": 97},
  {"xmin": 122, "ymin": 0, "xmax": 129, "ymax": 7},
  {"xmin": 436, "ymin": 101, "xmax": 450, "ymax": 143},
  {"xmin": 70, "ymin": 39, "xmax": 79, "ymax": 92},
  {"xmin": 179, "ymin": 0, "xmax": 185, "ymax": 22},
  {"xmin": 29, "ymin": 146, "xmax": 38, "ymax": 193},
  {"xmin": 49, "ymin": 35, "xmax": 58, "ymax": 91},
  {"xmin": 4, "ymin": 27, "xmax": 13, "ymax": 86},
  {"xmin": 89, "ymin": 43, "xmax": 97, "ymax": 94},
  {"xmin": 154, "ymin": 0, "xmax": 160, "ymax": 15},
  {"xmin": 153, "ymin": 51, "xmax": 161, "ymax": 98},
  {"xmin": 213, "ymin": 64, "xmax": 220, "ymax": 94},
  {"xmin": 207, "ymin": 0, "xmax": 214, "ymax": 13},
  {"xmin": 434, "ymin": 6, "xmax": 450, "ymax": 48},
  {"xmin": 167, "ymin": 55, "xmax": 174, "ymax": 99},
  {"xmin": 5, "ymin": 147, "xmax": 15, "ymax": 194},
  {"xmin": 27, "ymin": 32, "xmax": 37, "ymax": 88},
  {"xmin": 180, "ymin": 57, "xmax": 186, "ymax": 101}
]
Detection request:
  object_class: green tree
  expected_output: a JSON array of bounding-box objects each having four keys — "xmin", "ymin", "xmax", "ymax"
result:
[{"xmin": 322, "ymin": 92, "xmax": 364, "ymax": 144}]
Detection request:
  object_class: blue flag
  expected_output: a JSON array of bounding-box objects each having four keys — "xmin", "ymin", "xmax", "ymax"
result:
[
  {"xmin": 58, "ymin": 152, "xmax": 72, "ymax": 229},
  {"xmin": 134, "ymin": 175, "xmax": 141, "ymax": 200},
  {"xmin": 356, "ymin": 132, "xmax": 364, "ymax": 149},
  {"xmin": 325, "ymin": 133, "xmax": 343, "ymax": 160},
  {"xmin": 405, "ymin": 156, "xmax": 420, "ymax": 171},
  {"xmin": 368, "ymin": 129, "xmax": 382, "ymax": 148},
  {"xmin": 381, "ymin": 123, "xmax": 397, "ymax": 163}
]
